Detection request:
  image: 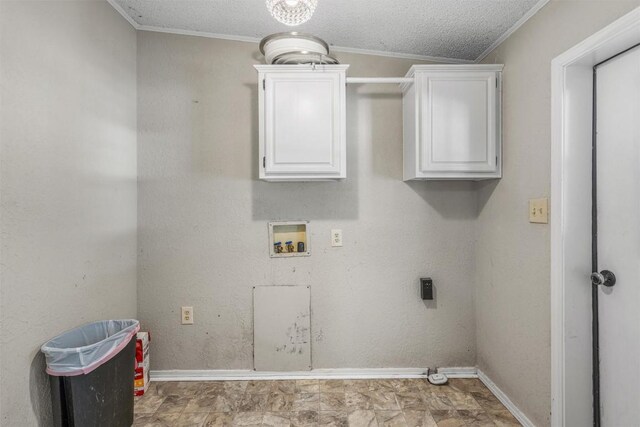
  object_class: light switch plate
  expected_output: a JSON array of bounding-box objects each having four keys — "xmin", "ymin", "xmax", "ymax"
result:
[
  {"xmin": 331, "ymin": 229, "xmax": 343, "ymax": 247},
  {"xmin": 181, "ymin": 306, "xmax": 194, "ymax": 325},
  {"xmin": 529, "ymin": 198, "xmax": 549, "ymax": 224}
]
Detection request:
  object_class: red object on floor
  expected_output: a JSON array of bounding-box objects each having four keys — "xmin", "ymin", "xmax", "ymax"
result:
[{"xmin": 134, "ymin": 332, "xmax": 150, "ymax": 396}]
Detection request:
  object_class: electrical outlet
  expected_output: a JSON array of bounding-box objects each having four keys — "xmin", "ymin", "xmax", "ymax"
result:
[
  {"xmin": 181, "ymin": 306, "xmax": 194, "ymax": 325},
  {"xmin": 529, "ymin": 198, "xmax": 549, "ymax": 224},
  {"xmin": 331, "ymin": 229, "xmax": 343, "ymax": 247}
]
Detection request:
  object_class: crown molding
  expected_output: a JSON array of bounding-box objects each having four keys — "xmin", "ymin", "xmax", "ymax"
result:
[
  {"xmin": 106, "ymin": 0, "xmax": 474, "ymax": 64},
  {"xmin": 106, "ymin": 0, "xmax": 140, "ymax": 29},
  {"xmin": 136, "ymin": 25, "xmax": 473, "ymax": 64},
  {"xmin": 474, "ymin": 0, "xmax": 551, "ymax": 63},
  {"xmin": 107, "ymin": 0, "xmax": 548, "ymax": 64},
  {"xmin": 137, "ymin": 25, "xmax": 264, "ymax": 44}
]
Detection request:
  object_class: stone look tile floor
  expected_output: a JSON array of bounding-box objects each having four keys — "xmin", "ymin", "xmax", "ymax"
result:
[{"xmin": 134, "ymin": 378, "xmax": 521, "ymax": 427}]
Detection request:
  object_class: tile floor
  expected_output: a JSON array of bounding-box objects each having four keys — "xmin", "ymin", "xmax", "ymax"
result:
[{"xmin": 133, "ymin": 378, "xmax": 521, "ymax": 427}]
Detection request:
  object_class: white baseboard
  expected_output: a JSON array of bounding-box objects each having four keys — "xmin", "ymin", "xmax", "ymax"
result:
[
  {"xmin": 150, "ymin": 366, "xmax": 478, "ymax": 382},
  {"xmin": 437, "ymin": 366, "xmax": 478, "ymax": 378},
  {"xmin": 477, "ymin": 369, "xmax": 535, "ymax": 427}
]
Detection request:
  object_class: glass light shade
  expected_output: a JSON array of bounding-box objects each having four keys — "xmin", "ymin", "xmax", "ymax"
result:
[{"xmin": 266, "ymin": 0, "xmax": 318, "ymax": 26}]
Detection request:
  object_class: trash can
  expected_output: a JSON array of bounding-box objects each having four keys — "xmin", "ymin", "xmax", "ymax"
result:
[{"xmin": 41, "ymin": 320, "xmax": 140, "ymax": 427}]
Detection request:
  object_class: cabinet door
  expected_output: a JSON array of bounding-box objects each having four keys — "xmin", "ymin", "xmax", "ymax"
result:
[
  {"xmin": 419, "ymin": 72, "xmax": 497, "ymax": 173},
  {"xmin": 264, "ymin": 72, "xmax": 342, "ymax": 176}
]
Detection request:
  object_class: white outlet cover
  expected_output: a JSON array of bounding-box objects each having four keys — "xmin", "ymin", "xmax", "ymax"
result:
[
  {"xmin": 331, "ymin": 229, "xmax": 343, "ymax": 247},
  {"xmin": 181, "ymin": 306, "xmax": 194, "ymax": 325}
]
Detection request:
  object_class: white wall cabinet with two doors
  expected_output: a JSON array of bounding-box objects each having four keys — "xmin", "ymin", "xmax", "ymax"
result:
[{"xmin": 255, "ymin": 64, "xmax": 502, "ymax": 181}]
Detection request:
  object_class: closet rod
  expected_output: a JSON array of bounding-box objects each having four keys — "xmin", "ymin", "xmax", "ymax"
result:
[{"xmin": 346, "ymin": 77, "xmax": 414, "ymax": 84}]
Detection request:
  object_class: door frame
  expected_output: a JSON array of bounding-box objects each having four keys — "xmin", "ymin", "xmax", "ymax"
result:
[{"xmin": 550, "ymin": 7, "xmax": 640, "ymax": 426}]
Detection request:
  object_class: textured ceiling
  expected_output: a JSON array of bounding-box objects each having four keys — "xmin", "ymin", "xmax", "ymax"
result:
[{"xmin": 112, "ymin": 0, "xmax": 544, "ymax": 61}]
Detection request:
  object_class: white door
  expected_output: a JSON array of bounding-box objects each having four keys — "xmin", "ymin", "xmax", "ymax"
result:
[
  {"xmin": 264, "ymin": 72, "xmax": 342, "ymax": 176},
  {"xmin": 596, "ymin": 46, "xmax": 640, "ymax": 426},
  {"xmin": 419, "ymin": 71, "xmax": 497, "ymax": 173}
]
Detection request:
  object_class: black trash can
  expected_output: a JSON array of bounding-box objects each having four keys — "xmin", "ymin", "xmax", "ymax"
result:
[{"xmin": 41, "ymin": 320, "xmax": 140, "ymax": 427}]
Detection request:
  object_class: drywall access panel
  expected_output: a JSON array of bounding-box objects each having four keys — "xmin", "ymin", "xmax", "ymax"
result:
[
  {"xmin": 255, "ymin": 65, "xmax": 349, "ymax": 181},
  {"xmin": 402, "ymin": 65, "xmax": 503, "ymax": 180},
  {"xmin": 253, "ymin": 285, "xmax": 311, "ymax": 371}
]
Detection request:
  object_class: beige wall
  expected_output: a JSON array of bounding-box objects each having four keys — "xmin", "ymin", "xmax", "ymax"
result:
[
  {"xmin": 0, "ymin": 1, "xmax": 138, "ymax": 425},
  {"xmin": 477, "ymin": 1, "xmax": 640, "ymax": 426},
  {"xmin": 137, "ymin": 32, "xmax": 480, "ymax": 372}
]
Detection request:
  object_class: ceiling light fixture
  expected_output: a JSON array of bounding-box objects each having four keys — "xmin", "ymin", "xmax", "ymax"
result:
[{"xmin": 266, "ymin": 0, "xmax": 318, "ymax": 26}]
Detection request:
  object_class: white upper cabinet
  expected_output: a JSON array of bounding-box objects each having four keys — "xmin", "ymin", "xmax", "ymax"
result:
[
  {"xmin": 403, "ymin": 65, "xmax": 503, "ymax": 180},
  {"xmin": 255, "ymin": 65, "xmax": 349, "ymax": 181}
]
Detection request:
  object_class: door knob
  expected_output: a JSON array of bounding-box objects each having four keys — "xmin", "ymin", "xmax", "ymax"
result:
[{"xmin": 591, "ymin": 270, "xmax": 616, "ymax": 287}]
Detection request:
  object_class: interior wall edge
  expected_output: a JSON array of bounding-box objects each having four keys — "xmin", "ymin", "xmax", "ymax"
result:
[
  {"xmin": 477, "ymin": 369, "xmax": 537, "ymax": 427},
  {"xmin": 474, "ymin": 0, "xmax": 552, "ymax": 63},
  {"xmin": 1, "ymin": 0, "xmax": 138, "ymax": 424}
]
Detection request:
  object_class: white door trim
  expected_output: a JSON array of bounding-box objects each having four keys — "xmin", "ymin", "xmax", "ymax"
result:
[{"xmin": 550, "ymin": 7, "xmax": 640, "ymax": 426}]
